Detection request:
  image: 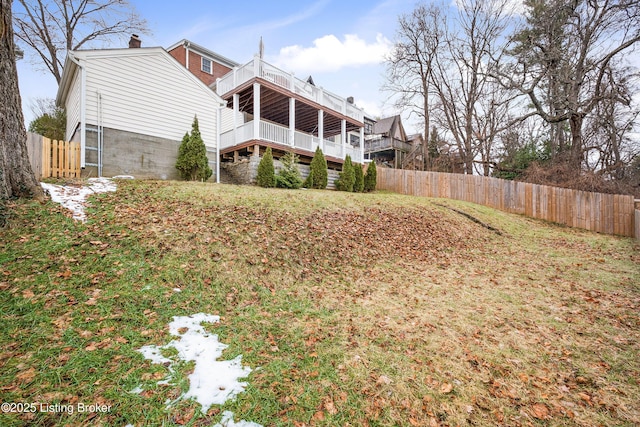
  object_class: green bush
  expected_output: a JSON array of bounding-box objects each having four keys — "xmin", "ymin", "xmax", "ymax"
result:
[
  {"xmin": 175, "ymin": 116, "xmax": 212, "ymax": 181},
  {"xmin": 335, "ymin": 155, "xmax": 355, "ymax": 192},
  {"xmin": 364, "ymin": 160, "xmax": 377, "ymax": 192},
  {"xmin": 353, "ymin": 163, "xmax": 364, "ymax": 192},
  {"xmin": 304, "ymin": 147, "xmax": 328, "ymax": 189},
  {"xmin": 28, "ymin": 108, "xmax": 66, "ymax": 141},
  {"xmin": 257, "ymin": 147, "xmax": 276, "ymax": 188},
  {"xmin": 276, "ymin": 151, "xmax": 303, "ymax": 189}
]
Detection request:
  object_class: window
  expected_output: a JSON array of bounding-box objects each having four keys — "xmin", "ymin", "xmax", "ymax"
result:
[
  {"xmin": 350, "ymin": 134, "xmax": 360, "ymax": 146},
  {"xmin": 202, "ymin": 57, "xmax": 212, "ymax": 74},
  {"xmin": 364, "ymin": 120, "xmax": 374, "ymax": 135}
]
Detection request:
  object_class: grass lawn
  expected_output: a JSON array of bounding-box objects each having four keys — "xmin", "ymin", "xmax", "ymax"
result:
[{"xmin": 1, "ymin": 180, "xmax": 638, "ymax": 426}]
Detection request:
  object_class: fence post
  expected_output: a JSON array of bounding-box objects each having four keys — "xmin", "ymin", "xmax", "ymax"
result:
[{"xmin": 634, "ymin": 200, "xmax": 640, "ymax": 240}]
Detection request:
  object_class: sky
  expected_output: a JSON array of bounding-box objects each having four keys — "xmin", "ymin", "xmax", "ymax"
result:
[{"xmin": 16, "ymin": 0, "xmax": 419, "ymax": 132}]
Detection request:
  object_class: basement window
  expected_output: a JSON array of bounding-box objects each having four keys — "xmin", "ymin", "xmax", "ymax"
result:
[{"xmin": 202, "ymin": 57, "xmax": 212, "ymax": 74}]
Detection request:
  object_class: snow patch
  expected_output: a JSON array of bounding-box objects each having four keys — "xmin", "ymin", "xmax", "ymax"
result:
[
  {"xmin": 137, "ymin": 313, "xmax": 255, "ymax": 414},
  {"xmin": 40, "ymin": 177, "xmax": 116, "ymax": 222},
  {"xmin": 129, "ymin": 386, "xmax": 143, "ymax": 394},
  {"xmin": 213, "ymin": 410, "xmax": 264, "ymax": 427}
]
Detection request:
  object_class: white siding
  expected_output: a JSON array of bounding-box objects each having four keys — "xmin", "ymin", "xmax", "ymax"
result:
[
  {"xmin": 76, "ymin": 49, "xmax": 222, "ymax": 149},
  {"xmin": 65, "ymin": 69, "xmax": 82, "ymax": 141},
  {"xmin": 220, "ymin": 107, "xmax": 245, "ymax": 133}
]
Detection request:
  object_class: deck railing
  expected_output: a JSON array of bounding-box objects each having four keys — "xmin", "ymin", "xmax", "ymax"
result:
[
  {"xmin": 365, "ymin": 136, "xmax": 413, "ymax": 153},
  {"xmin": 220, "ymin": 120, "xmax": 363, "ymax": 163},
  {"xmin": 217, "ymin": 56, "xmax": 364, "ymax": 123}
]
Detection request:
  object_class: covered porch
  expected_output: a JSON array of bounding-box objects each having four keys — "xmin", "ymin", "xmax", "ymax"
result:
[{"xmin": 216, "ymin": 56, "xmax": 365, "ymax": 164}]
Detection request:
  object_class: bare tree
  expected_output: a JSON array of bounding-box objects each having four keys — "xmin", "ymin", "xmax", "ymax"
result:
[
  {"xmin": 1, "ymin": 0, "xmax": 44, "ymax": 201},
  {"xmin": 384, "ymin": 3, "xmax": 444, "ymax": 170},
  {"xmin": 430, "ymin": 0, "xmax": 515, "ymax": 174},
  {"xmin": 13, "ymin": 0, "xmax": 149, "ymax": 83},
  {"xmin": 582, "ymin": 63, "xmax": 640, "ymax": 180},
  {"xmin": 501, "ymin": 0, "xmax": 640, "ymax": 170}
]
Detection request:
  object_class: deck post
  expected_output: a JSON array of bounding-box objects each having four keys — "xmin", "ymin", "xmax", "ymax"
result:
[
  {"xmin": 359, "ymin": 127, "xmax": 364, "ymax": 163},
  {"xmin": 253, "ymin": 55, "xmax": 260, "ymax": 77},
  {"xmin": 341, "ymin": 119, "xmax": 346, "ymax": 158},
  {"xmin": 233, "ymin": 93, "xmax": 239, "ymax": 145},
  {"xmin": 289, "ymin": 97, "xmax": 295, "ymax": 147},
  {"xmin": 253, "ymin": 82, "xmax": 261, "ymax": 140},
  {"xmin": 318, "ymin": 110, "xmax": 324, "ymax": 151}
]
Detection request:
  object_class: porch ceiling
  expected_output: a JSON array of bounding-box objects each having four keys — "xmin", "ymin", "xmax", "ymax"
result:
[{"xmin": 224, "ymin": 79, "xmax": 361, "ymax": 138}]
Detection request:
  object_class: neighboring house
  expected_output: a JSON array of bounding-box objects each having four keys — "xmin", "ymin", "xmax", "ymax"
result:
[
  {"xmin": 56, "ymin": 37, "xmax": 226, "ymax": 180},
  {"xmin": 166, "ymin": 39, "xmax": 239, "ymax": 88},
  {"xmin": 213, "ymin": 55, "xmax": 366, "ymax": 174},
  {"xmin": 364, "ymin": 115, "xmax": 411, "ymax": 168}
]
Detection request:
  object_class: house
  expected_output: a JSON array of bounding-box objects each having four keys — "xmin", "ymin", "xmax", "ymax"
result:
[
  {"xmin": 56, "ymin": 36, "xmax": 226, "ymax": 180},
  {"xmin": 166, "ymin": 39, "xmax": 239, "ymax": 88},
  {"xmin": 57, "ymin": 36, "xmax": 366, "ymax": 185},
  {"xmin": 364, "ymin": 115, "xmax": 411, "ymax": 168}
]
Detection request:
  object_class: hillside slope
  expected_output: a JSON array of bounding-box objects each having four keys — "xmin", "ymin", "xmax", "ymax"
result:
[{"xmin": 1, "ymin": 180, "xmax": 638, "ymax": 427}]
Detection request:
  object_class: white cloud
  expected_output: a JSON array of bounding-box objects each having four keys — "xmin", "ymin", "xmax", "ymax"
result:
[
  {"xmin": 355, "ymin": 99, "xmax": 385, "ymax": 119},
  {"xmin": 272, "ymin": 33, "xmax": 392, "ymax": 74}
]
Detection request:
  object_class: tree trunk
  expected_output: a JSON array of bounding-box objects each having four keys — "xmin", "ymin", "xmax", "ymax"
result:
[
  {"xmin": 0, "ymin": 0, "xmax": 44, "ymax": 201},
  {"xmin": 568, "ymin": 113, "xmax": 584, "ymax": 170}
]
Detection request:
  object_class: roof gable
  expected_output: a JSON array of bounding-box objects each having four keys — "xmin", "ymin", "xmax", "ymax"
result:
[
  {"xmin": 56, "ymin": 47, "xmax": 226, "ymax": 106},
  {"xmin": 371, "ymin": 115, "xmax": 408, "ymax": 141},
  {"xmin": 166, "ymin": 39, "xmax": 239, "ymax": 69}
]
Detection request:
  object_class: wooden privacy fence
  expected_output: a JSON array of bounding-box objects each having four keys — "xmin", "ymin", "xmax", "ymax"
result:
[
  {"xmin": 26, "ymin": 133, "xmax": 81, "ymax": 179},
  {"xmin": 376, "ymin": 168, "xmax": 638, "ymax": 238},
  {"xmin": 636, "ymin": 205, "xmax": 640, "ymax": 241}
]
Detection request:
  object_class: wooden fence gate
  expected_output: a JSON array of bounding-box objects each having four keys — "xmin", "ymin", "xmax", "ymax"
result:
[
  {"xmin": 27, "ymin": 133, "xmax": 81, "ymax": 179},
  {"xmin": 40, "ymin": 137, "xmax": 81, "ymax": 178}
]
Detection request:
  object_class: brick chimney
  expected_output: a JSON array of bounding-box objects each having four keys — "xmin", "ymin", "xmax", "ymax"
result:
[{"xmin": 129, "ymin": 34, "xmax": 141, "ymax": 48}]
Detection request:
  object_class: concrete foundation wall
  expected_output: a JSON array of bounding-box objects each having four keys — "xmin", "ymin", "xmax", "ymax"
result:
[
  {"xmin": 81, "ymin": 126, "xmax": 216, "ymax": 181},
  {"xmin": 221, "ymin": 154, "xmax": 339, "ymax": 189}
]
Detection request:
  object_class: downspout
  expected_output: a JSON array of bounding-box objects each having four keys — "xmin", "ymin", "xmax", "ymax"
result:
[
  {"xmin": 68, "ymin": 53, "xmax": 86, "ymax": 168},
  {"xmin": 216, "ymin": 102, "xmax": 225, "ymax": 184},
  {"xmin": 97, "ymin": 91, "xmax": 103, "ymax": 177}
]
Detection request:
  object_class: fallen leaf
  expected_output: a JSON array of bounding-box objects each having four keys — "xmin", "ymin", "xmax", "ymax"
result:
[
  {"xmin": 324, "ymin": 398, "xmax": 338, "ymax": 415},
  {"xmin": 531, "ymin": 403, "xmax": 549, "ymax": 419},
  {"xmin": 311, "ymin": 410, "xmax": 325, "ymax": 422},
  {"xmin": 440, "ymin": 382, "xmax": 454, "ymax": 394},
  {"xmin": 377, "ymin": 375, "xmax": 392, "ymax": 385},
  {"xmin": 16, "ymin": 367, "xmax": 36, "ymax": 383}
]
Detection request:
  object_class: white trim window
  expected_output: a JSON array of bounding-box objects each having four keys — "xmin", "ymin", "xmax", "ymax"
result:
[{"xmin": 202, "ymin": 57, "xmax": 212, "ymax": 74}]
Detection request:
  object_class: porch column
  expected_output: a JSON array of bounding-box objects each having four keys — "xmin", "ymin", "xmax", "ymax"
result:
[
  {"xmin": 341, "ymin": 119, "xmax": 346, "ymax": 158},
  {"xmin": 253, "ymin": 82, "xmax": 260, "ymax": 140},
  {"xmin": 233, "ymin": 93, "xmax": 239, "ymax": 145},
  {"xmin": 318, "ymin": 110, "xmax": 324, "ymax": 151},
  {"xmin": 359, "ymin": 126, "xmax": 364, "ymax": 163},
  {"xmin": 289, "ymin": 97, "xmax": 295, "ymax": 147}
]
